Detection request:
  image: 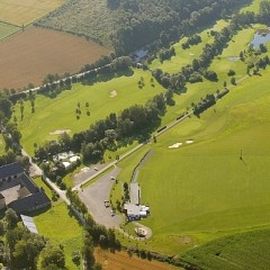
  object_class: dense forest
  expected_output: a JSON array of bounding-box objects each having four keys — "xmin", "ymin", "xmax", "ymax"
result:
[{"xmin": 37, "ymin": 0, "xmax": 251, "ymax": 54}]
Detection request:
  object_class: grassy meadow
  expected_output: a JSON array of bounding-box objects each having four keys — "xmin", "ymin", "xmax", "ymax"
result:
[
  {"xmin": 183, "ymin": 228, "xmax": 270, "ymax": 270},
  {"xmin": 34, "ymin": 202, "xmax": 83, "ymax": 270},
  {"xmin": 13, "ymin": 70, "xmax": 165, "ymax": 154},
  {"xmin": 150, "ymin": 20, "xmax": 229, "ymax": 74}
]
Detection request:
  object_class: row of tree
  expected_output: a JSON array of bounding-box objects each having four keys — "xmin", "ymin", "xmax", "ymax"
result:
[{"xmin": 35, "ymin": 93, "xmax": 168, "ymax": 164}]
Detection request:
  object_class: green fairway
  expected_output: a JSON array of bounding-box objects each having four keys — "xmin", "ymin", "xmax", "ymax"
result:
[
  {"xmin": 14, "ymin": 69, "xmax": 165, "ymax": 154},
  {"xmin": 241, "ymin": 0, "xmax": 262, "ymax": 14},
  {"xmin": 183, "ymin": 228, "xmax": 270, "ymax": 270},
  {"xmin": 0, "ymin": 22, "xmax": 20, "ymax": 40},
  {"xmin": 159, "ymin": 24, "xmax": 263, "ymax": 127},
  {"xmin": 34, "ymin": 202, "xmax": 83, "ymax": 270},
  {"xmin": 150, "ymin": 20, "xmax": 229, "ymax": 74},
  {"xmin": 132, "ymin": 67, "xmax": 270, "ymax": 254},
  {"xmin": 0, "ymin": 135, "xmax": 5, "ymax": 155}
]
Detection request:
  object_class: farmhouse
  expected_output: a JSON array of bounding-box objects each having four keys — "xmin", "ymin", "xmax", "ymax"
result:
[{"xmin": 0, "ymin": 163, "xmax": 51, "ymax": 214}]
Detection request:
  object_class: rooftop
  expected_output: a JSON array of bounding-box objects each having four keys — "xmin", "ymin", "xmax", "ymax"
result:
[{"xmin": 0, "ymin": 162, "xmax": 24, "ymax": 179}]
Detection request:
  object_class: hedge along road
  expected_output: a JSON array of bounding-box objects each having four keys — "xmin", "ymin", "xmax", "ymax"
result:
[{"xmin": 72, "ymin": 110, "xmax": 193, "ymax": 192}]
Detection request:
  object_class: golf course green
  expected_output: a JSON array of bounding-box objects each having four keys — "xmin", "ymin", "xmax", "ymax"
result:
[{"xmin": 13, "ymin": 69, "xmax": 165, "ymax": 154}]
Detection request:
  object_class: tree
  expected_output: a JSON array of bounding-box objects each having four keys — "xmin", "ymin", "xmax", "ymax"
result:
[
  {"xmin": 5, "ymin": 209, "xmax": 18, "ymax": 230},
  {"xmin": 230, "ymin": 77, "xmax": 236, "ymax": 85},
  {"xmin": 12, "ymin": 235, "xmax": 45, "ymax": 270},
  {"xmin": 40, "ymin": 244, "xmax": 65, "ymax": 270},
  {"xmin": 227, "ymin": 69, "xmax": 236, "ymax": 76}
]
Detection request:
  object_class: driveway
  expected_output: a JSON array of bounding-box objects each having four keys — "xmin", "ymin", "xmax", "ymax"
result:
[
  {"xmin": 73, "ymin": 163, "xmax": 108, "ymax": 186},
  {"xmin": 79, "ymin": 166, "xmax": 123, "ymax": 229}
]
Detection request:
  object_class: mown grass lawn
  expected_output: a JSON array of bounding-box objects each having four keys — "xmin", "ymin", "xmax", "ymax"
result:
[
  {"xmin": 133, "ymin": 68, "xmax": 270, "ymax": 254},
  {"xmin": 13, "ymin": 69, "xmax": 165, "ymax": 154},
  {"xmin": 160, "ymin": 24, "xmax": 262, "ymax": 126},
  {"xmin": 183, "ymin": 228, "xmax": 270, "ymax": 270},
  {"xmin": 150, "ymin": 20, "xmax": 229, "ymax": 74},
  {"xmin": 34, "ymin": 202, "xmax": 83, "ymax": 270}
]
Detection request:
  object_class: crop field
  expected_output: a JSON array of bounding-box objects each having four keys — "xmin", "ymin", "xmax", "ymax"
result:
[
  {"xmin": 0, "ymin": 22, "xmax": 20, "ymax": 40},
  {"xmin": 0, "ymin": 0, "xmax": 64, "ymax": 26},
  {"xmin": 183, "ymin": 228, "xmax": 270, "ymax": 270},
  {"xmin": 0, "ymin": 27, "xmax": 110, "ymax": 90},
  {"xmin": 13, "ymin": 69, "xmax": 164, "ymax": 154},
  {"xmin": 34, "ymin": 202, "xmax": 83, "ymax": 270},
  {"xmin": 95, "ymin": 248, "xmax": 179, "ymax": 270},
  {"xmin": 150, "ymin": 20, "xmax": 229, "ymax": 74}
]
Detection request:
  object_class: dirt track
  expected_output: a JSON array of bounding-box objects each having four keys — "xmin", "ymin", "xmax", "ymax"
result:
[{"xmin": 0, "ymin": 26, "xmax": 110, "ymax": 89}]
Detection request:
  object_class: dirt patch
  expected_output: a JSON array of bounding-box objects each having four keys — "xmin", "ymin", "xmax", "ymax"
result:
[
  {"xmin": 95, "ymin": 249, "xmax": 178, "ymax": 270},
  {"xmin": 49, "ymin": 129, "xmax": 71, "ymax": 136},
  {"xmin": 110, "ymin": 90, "xmax": 118, "ymax": 98},
  {"xmin": 0, "ymin": 26, "xmax": 110, "ymax": 90}
]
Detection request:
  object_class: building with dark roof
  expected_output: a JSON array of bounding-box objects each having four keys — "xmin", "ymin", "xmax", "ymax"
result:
[{"xmin": 0, "ymin": 163, "xmax": 51, "ymax": 214}]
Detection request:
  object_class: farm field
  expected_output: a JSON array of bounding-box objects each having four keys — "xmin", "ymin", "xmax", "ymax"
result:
[
  {"xmin": 129, "ymin": 67, "xmax": 270, "ymax": 254},
  {"xmin": 150, "ymin": 20, "xmax": 229, "ymax": 74},
  {"xmin": 95, "ymin": 248, "xmax": 179, "ymax": 270},
  {"xmin": 13, "ymin": 69, "xmax": 164, "ymax": 154},
  {"xmin": 34, "ymin": 202, "xmax": 83, "ymax": 270},
  {"xmin": 0, "ymin": 27, "xmax": 110, "ymax": 90},
  {"xmin": 0, "ymin": 22, "xmax": 20, "ymax": 40},
  {"xmin": 0, "ymin": 0, "xmax": 64, "ymax": 26},
  {"xmin": 183, "ymin": 228, "xmax": 270, "ymax": 270}
]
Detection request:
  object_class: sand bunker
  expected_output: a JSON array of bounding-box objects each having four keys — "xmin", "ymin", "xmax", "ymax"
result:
[
  {"xmin": 186, "ymin": 140, "xmax": 194, "ymax": 144},
  {"xmin": 110, "ymin": 90, "xmax": 118, "ymax": 98},
  {"xmin": 189, "ymin": 53, "xmax": 195, "ymax": 56},
  {"xmin": 50, "ymin": 129, "xmax": 71, "ymax": 135},
  {"xmin": 168, "ymin": 142, "xmax": 183, "ymax": 149},
  {"xmin": 227, "ymin": 56, "xmax": 240, "ymax": 62}
]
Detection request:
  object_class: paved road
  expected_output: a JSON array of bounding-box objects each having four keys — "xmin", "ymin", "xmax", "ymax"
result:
[{"xmin": 79, "ymin": 166, "xmax": 123, "ymax": 228}]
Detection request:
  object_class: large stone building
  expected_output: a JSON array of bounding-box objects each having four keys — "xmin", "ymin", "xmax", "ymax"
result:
[{"xmin": 0, "ymin": 163, "xmax": 51, "ymax": 214}]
